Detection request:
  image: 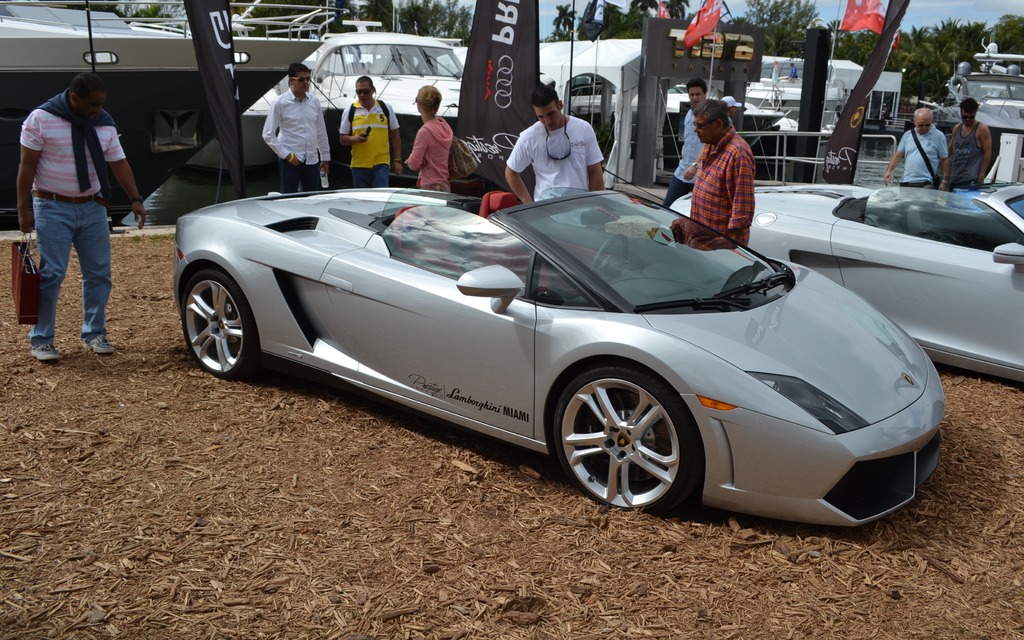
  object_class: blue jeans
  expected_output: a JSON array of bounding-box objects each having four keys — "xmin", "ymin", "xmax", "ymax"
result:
[
  {"xmin": 351, "ymin": 164, "xmax": 390, "ymax": 188},
  {"xmin": 662, "ymin": 177, "xmax": 694, "ymax": 208},
  {"xmin": 278, "ymin": 158, "xmax": 321, "ymax": 194},
  {"xmin": 29, "ymin": 198, "xmax": 112, "ymax": 347}
]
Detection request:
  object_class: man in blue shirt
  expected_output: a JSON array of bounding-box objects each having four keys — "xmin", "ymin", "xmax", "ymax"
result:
[
  {"xmin": 662, "ymin": 78, "xmax": 707, "ymax": 207},
  {"xmin": 883, "ymin": 108, "xmax": 949, "ymax": 188}
]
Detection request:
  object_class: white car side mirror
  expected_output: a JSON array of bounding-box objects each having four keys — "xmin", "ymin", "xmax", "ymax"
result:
[
  {"xmin": 457, "ymin": 265, "xmax": 524, "ymax": 313},
  {"xmin": 993, "ymin": 242, "xmax": 1024, "ymax": 273}
]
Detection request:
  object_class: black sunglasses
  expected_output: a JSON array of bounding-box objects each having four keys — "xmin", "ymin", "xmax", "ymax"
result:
[
  {"xmin": 291, "ymin": 76, "xmax": 311, "ymax": 83},
  {"xmin": 355, "ymin": 88, "xmax": 373, "ymax": 96},
  {"xmin": 545, "ymin": 128, "xmax": 571, "ymax": 161}
]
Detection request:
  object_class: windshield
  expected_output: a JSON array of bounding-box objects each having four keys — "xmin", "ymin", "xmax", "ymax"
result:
[
  {"xmin": 329, "ymin": 44, "xmax": 463, "ymax": 78},
  {"xmin": 504, "ymin": 192, "xmax": 783, "ymax": 309}
]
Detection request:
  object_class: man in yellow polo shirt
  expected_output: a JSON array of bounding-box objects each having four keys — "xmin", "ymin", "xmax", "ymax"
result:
[{"xmin": 339, "ymin": 76, "xmax": 402, "ymax": 187}]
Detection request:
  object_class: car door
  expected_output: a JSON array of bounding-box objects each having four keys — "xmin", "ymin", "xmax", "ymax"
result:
[
  {"xmin": 319, "ymin": 206, "xmax": 538, "ymax": 438},
  {"xmin": 830, "ymin": 196, "xmax": 1024, "ymax": 371}
]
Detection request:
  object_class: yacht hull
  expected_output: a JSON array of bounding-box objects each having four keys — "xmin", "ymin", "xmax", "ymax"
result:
[{"xmin": 1, "ymin": 34, "xmax": 320, "ymax": 216}]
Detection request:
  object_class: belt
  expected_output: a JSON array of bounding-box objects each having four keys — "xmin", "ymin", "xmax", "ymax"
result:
[
  {"xmin": 32, "ymin": 189, "xmax": 109, "ymax": 206},
  {"xmin": 899, "ymin": 181, "xmax": 933, "ymax": 188}
]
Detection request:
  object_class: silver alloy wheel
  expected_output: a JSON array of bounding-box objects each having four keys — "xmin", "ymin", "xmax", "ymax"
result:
[
  {"xmin": 184, "ymin": 278, "xmax": 246, "ymax": 374},
  {"xmin": 560, "ymin": 377, "xmax": 682, "ymax": 509}
]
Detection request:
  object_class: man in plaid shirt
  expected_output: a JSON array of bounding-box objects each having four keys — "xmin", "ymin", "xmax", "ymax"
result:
[{"xmin": 673, "ymin": 99, "xmax": 755, "ymax": 247}]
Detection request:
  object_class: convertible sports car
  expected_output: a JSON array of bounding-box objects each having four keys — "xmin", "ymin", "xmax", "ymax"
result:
[
  {"xmin": 672, "ymin": 184, "xmax": 1024, "ymax": 382},
  {"xmin": 173, "ymin": 188, "xmax": 943, "ymax": 526}
]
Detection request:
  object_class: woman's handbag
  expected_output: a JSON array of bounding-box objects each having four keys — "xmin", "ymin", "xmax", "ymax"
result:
[
  {"xmin": 11, "ymin": 235, "xmax": 39, "ymax": 324},
  {"xmin": 448, "ymin": 137, "xmax": 480, "ymax": 180}
]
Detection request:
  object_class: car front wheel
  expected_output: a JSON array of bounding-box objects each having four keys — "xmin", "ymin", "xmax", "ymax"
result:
[
  {"xmin": 554, "ymin": 365, "xmax": 704, "ymax": 514},
  {"xmin": 181, "ymin": 268, "xmax": 261, "ymax": 380}
]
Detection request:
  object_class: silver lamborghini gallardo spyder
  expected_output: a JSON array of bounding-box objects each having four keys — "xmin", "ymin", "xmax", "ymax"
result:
[{"xmin": 173, "ymin": 188, "xmax": 944, "ymax": 526}]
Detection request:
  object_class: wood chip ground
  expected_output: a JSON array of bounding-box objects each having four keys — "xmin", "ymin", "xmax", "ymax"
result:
[{"xmin": 2, "ymin": 235, "xmax": 1023, "ymax": 639}]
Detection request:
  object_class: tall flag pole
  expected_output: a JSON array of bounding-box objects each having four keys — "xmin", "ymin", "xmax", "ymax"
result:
[
  {"xmin": 183, "ymin": 0, "xmax": 246, "ymax": 198},
  {"xmin": 823, "ymin": 0, "xmax": 909, "ymax": 184},
  {"xmin": 458, "ymin": 0, "xmax": 541, "ymax": 191}
]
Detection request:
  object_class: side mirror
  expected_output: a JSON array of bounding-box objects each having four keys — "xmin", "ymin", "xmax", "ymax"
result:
[
  {"xmin": 993, "ymin": 242, "xmax": 1024, "ymax": 273},
  {"xmin": 457, "ymin": 265, "xmax": 524, "ymax": 313}
]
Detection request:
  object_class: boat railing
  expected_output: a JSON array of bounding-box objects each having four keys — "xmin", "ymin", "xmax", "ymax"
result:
[
  {"xmin": 738, "ymin": 129, "xmax": 898, "ymax": 185},
  {"xmin": 0, "ymin": 1, "xmax": 333, "ymax": 40}
]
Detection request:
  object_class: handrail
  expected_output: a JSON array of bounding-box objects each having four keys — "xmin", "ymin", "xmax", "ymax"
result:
[
  {"xmin": 0, "ymin": 0, "xmax": 332, "ymax": 40},
  {"xmin": 740, "ymin": 130, "xmax": 898, "ymax": 185}
]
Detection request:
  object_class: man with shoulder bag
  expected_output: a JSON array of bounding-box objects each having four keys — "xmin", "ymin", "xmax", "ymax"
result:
[{"xmin": 882, "ymin": 108, "xmax": 949, "ymax": 189}]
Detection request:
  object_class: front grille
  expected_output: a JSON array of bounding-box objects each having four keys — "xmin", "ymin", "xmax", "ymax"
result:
[{"xmin": 824, "ymin": 431, "xmax": 941, "ymax": 522}]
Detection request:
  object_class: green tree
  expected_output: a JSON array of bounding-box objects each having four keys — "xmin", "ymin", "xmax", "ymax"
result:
[
  {"xmin": 663, "ymin": 0, "xmax": 690, "ymax": 20},
  {"xmin": 550, "ymin": 3, "xmax": 575, "ymax": 42},
  {"xmin": 361, "ymin": 0, "xmax": 395, "ymax": 31},
  {"xmin": 397, "ymin": 0, "xmax": 471, "ymax": 39},
  {"xmin": 734, "ymin": 0, "xmax": 819, "ymax": 57},
  {"xmin": 993, "ymin": 14, "xmax": 1024, "ymax": 54}
]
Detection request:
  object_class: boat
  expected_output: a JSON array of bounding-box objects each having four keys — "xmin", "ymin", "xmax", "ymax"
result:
[
  {"xmin": 934, "ymin": 41, "xmax": 1024, "ymax": 149},
  {"xmin": 745, "ymin": 56, "xmax": 903, "ymax": 135},
  {"xmin": 0, "ymin": 1, "xmax": 325, "ymax": 217},
  {"xmin": 187, "ymin": 29, "xmax": 465, "ymax": 171}
]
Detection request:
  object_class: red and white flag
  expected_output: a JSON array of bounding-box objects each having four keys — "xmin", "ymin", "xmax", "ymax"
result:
[
  {"xmin": 683, "ymin": 0, "xmax": 724, "ymax": 48},
  {"xmin": 657, "ymin": 1, "xmax": 670, "ymax": 19},
  {"xmin": 840, "ymin": 0, "xmax": 885, "ymax": 33}
]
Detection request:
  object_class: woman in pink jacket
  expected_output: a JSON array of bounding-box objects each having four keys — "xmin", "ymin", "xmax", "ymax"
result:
[{"xmin": 406, "ymin": 86, "xmax": 453, "ymax": 191}]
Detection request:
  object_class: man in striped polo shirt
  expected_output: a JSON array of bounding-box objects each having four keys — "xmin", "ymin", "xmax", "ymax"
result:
[{"xmin": 16, "ymin": 72, "xmax": 147, "ymax": 362}]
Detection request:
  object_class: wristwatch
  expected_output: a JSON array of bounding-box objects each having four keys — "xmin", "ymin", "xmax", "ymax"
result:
[{"xmin": 130, "ymin": 196, "xmax": 144, "ymax": 204}]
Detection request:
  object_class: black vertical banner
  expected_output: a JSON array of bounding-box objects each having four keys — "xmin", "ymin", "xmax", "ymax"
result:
[
  {"xmin": 183, "ymin": 0, "xmax": 246, "ymax": 198},
  {"xmin": 822, "ymin": 0, "xmax": 908, "ymax": 185},
  {"xmin": 457, "ymin": 0, "xmax": 540, "ymax": 191}
]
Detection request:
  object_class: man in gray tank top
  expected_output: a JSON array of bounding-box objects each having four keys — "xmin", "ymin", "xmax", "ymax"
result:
[{"xmin": 943, "ymin": 97, "xmax": 992, "ymax": 190}]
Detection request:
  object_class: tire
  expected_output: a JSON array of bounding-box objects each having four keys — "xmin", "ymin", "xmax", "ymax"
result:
[
  {"xmin": 554, "ymin": 365, "xmax": 704, "ymax": 514},
  {"xmin": 180, "ymin": 268, "xmax": 262, "ymax": 380}
]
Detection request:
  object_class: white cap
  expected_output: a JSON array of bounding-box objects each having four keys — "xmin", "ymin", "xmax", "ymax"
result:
[{"xmin": 722, "ymin": 96, "xmax": 746, "ymax": 109}]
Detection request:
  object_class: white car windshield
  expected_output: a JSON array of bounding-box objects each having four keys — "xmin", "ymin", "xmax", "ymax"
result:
[{"xmin": 505, "ymin": 193, "xmax": 786, "ymax": 310}]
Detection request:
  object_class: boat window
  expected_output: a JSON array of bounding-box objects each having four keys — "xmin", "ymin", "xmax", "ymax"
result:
[
  {"xmin": 864, "ymin": 188, "xmax": 1024, "ymax": 251},
  {"xmin": 383, "ymin": 206, "xmax": 532, "ymax": 280}
]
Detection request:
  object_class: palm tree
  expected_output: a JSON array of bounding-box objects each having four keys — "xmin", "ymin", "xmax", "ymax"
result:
[{"xmin": 551, "ymin": 4, "xmax": 575, "ymax": 41}]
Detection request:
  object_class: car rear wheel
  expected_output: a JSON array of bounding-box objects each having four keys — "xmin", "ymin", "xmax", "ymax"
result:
[
  {"xmin": 554, "ymin": 365, "xmax": 704, "ymax": 513},
  {"xmin": 181, "ymin": 268, "xmax": 261, "ymax": 380}
]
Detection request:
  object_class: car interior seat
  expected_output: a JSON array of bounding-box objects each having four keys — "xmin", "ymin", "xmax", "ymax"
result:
[{"xmin": 478, "ymin": 191, "xmax": 519, "ymax": 218}]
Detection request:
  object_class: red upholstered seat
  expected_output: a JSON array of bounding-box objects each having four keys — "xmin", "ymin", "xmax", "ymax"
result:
[{"xmin": 478, "ymin": 191, "xmax": 519, "ymax": 218}]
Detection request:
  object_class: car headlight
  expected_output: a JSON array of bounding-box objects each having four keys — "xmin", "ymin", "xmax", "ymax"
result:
[{"xmin": 748, "ymin": 372, "xmax": 869, "ymax": 434}]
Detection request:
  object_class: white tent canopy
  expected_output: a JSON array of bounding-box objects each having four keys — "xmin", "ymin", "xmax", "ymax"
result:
[{"xmin": 538, "ymin": 39, "xmax": 643, "ymax": 186}]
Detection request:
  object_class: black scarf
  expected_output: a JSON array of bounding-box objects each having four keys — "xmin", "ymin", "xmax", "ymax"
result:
[{"xmin": 39, "ymin": 90, "xmax": 116, "ymax": 199}]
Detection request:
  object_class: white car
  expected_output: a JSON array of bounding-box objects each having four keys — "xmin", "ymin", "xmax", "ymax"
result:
[{"xmin": 673, "ymin": 183, "xmax": 1024, "ymax": 382}]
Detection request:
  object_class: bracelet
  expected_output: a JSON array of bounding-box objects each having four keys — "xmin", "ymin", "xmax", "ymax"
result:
[
  {"xmin": 130, "ymin": 196, "xmax": 144, "ymax": 204},
  {"xmin": 394, "ymin": 158, "xmax": 402, "ymax": 163},
  {"xmin": 286, "ymin": 153, "xmax": 295, "ymax": 163}
]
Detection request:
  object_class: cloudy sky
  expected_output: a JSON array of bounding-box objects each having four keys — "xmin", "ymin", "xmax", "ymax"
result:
[{"xmin": 534, "ymin": 0, "xmax": 1021, "ymax": 41}]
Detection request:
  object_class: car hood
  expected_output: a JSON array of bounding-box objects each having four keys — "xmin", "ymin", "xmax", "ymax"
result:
[{"xmin": 644, "ymin": 268, "xmax": 932, "ymax": 425}]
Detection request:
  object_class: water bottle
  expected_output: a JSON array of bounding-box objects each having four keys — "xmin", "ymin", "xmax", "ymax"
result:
[{"xmin": 320, "ymin": 168, "xmax": 329, "ymax": 189}]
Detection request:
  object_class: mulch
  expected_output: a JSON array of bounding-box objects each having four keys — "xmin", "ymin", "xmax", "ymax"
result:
[{"xmin": 2, "ymin": 235, "xmax": 1023, "ymax": 639}]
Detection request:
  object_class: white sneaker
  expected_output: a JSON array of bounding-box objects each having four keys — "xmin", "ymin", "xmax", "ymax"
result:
[
  {"xmin": 31, "ymin": 343, "xmax": 61, "ymax": 362},
  {"xmin": 83, "ymin": 336, "xmax": 115, "ymax": 355}
]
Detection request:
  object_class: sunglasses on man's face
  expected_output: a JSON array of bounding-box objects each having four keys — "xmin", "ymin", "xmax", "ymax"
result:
[
  {"xmin": 291, "ymin": 76, "xmax": 311, "ymax": 83},
  {"xmin": 355, "ymin": 88, "xmax": 373, "ymax": 96},
  {"xmin": 961, "ymin": 113, "xmax": 976, "ymax": 121}
]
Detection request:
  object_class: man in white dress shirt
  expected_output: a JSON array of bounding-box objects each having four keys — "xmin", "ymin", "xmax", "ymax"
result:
[{"xmin": 262, "ymin": 62, "xmax": 331, "ymax": 193}]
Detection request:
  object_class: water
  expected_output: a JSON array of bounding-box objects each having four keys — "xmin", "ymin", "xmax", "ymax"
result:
[{"xmin": 144, "ymin": 167, "xmax": 284, "ymax": 227}]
